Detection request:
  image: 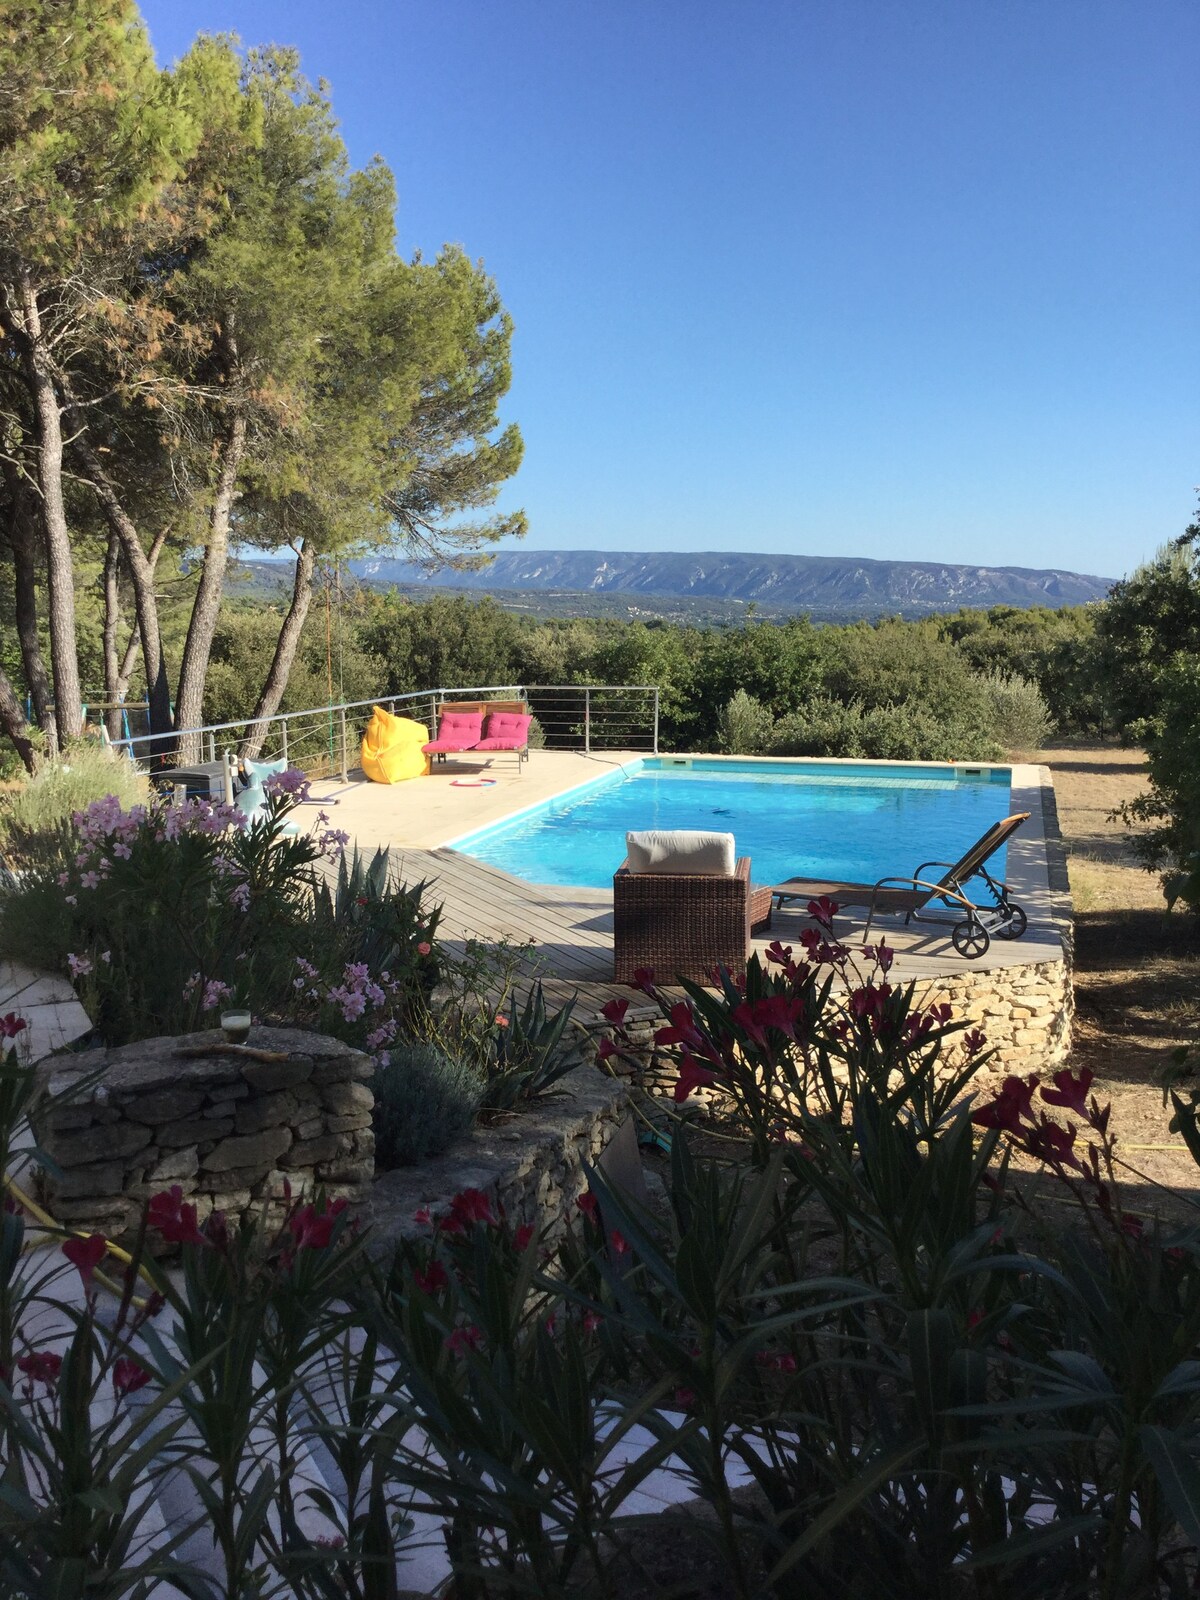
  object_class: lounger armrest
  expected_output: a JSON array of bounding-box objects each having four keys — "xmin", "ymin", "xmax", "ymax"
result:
[{"xmin": 913, "ymin": 860, "xmax": 956, "ymax": 878}]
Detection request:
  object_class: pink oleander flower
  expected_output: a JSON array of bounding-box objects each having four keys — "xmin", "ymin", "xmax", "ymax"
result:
[
  {"xmin": 147, "ymin": 1186, "xmax": 207, "ymax": 1247},
  {"xmin": 62, "ymin": 1233, "xmax": 107, "ymax": 1291},
  {"xmin": 674, "ymin": 1053, "xmax": 718, "ymax": 1103},
  {"xmin": 112, "ymin": 1357, "xmax": 151, "ymax": 1395},
  {"xmin": 971, "ymin": 1075, "xmax": 1039, "ymax": 1134},
  {"xmin": 0, "ymin": 1013, "xmax": 27, "ymax": 1040},
  {"xmin": 445, "ymin": 1325, "xmax": 484, "ymax": 1356},
  {"xmin": 1041, "ymin": 1067, "xmax": 1095, "ymax": 1119},
  {"xmin": 416, "ymin": 941, "xmax": 432, "ymax": 957},
  {"xmin": 413, "ymin": 1259, "xmax": 449, "ymax": 1294},
  {"xmin": 17, "ymin": 1349, "xmax": 63, "ymax": 1391},
  {"xmin": 601, "ymin": 997, "xmax": 629, "ymax": 1026}
]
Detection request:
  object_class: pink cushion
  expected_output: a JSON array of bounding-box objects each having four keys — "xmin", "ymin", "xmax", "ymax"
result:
[
  {"xmin": 422, "ymin": 710, "xmax": 483, "ymax": 753},
  {"xmin": 475, "ymin": 712, "xmax": 531, "ymax": 750}
]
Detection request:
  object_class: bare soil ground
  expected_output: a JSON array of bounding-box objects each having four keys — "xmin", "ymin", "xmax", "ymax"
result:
[{"xmin": 1024, "ymin": 742, "xmax": 1200, "ymax": 1214}]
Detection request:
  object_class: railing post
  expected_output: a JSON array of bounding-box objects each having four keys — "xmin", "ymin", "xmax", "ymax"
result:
[
  {"xmin": 339, "ymin": 707, "xmax": 349, "ymax": 782},
  {"xmin": 584, "ymin": 688, "xmax": 591, "ymax": 755},
  {"xmin": 652, "ymin": 688, "xmax": 659, "ymax": 754},
  {"xmin": 428, "ymin": 693, "xmax": 437, "ymax": 735},
  {"xmin": 281, "ymin": 718, "xmax": 289, "ymax": 765}
]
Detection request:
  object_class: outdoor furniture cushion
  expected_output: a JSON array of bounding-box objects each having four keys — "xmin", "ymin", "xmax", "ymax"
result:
[
  {"xmin": 361, "ymin": 706, "xmax": 431, "ymax": 784},
  {"xmin": 625, "ymin": 829, "xmax": 737, "ymax": 877},
  {"xmin": 423, "ymin": 709, "xmax": 484, "ymax": 754},
  {"xmin": 242, "ymin": 755, "xmax": 287, "ymax": 787},
  {"xmin": 475, "ymin": 711, "xmax": 532, "ymax": 750}
]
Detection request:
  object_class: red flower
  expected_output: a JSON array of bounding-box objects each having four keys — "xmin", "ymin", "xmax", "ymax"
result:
[
  {"xmin": 1041, "ymin": 1067, "xmax": 1094, "ymax": 1119},
  {"xmin": 445, "ymin": 1325, "xmax": 484, "ymax": 1356},
  {"xmin": 755, "ymin": 1350, "xmax": 797, "ymax": 1374},
  {"xmin": 514, "ymin": 1224, "xmax": 534, "ymax": 1251},
  {"xmin": 412, "ymin": 1260, "xmax": 449, "ymax": 1295},
  {"xmin": 449, "ymin": 1188, "xmax": 493, "ymax": 1229},
  {"xmin": 630, "ymin": 967, "xmax": 657, "ymax": 993},
  {"xmin": 595, "ymin": 1036, "xmax": 617, "ymax": 1062},
  {"xmin": 963, "ymin": 1029, "xmax": 987, "ymax": 1056},
  {"xmin": 576, "ymin": 1190, "xmax": 599, "ymax": 1221},
  {"xmin": 16, "ymin": 1349, "xmax": 62, "ymax": 1390},
  {"xmin": 807, "ymin": 895, "xmax": 839, "ymax": 928},
  {"xmin": 288, "ymin": 1197, "xmax": 348, "ymax": 1252},
  {"xmin": 413, "ymin": 1206, "xmax": 432, "ymax": 1227},
  {"xmin": 601, "ymin": 997, "xmax": 629, "ymax": 1026},
  {"xmin": 1026, "ymin": 1117, "xmax": 1084, "ymax": 1173},
  {"xmin": 674, "ymin": 1054, "xmax": 718, "ymax": 1103},
  {"xmin": 583, "ymin": 1311, "xmax": 602, "ymax": 1334},
  {"xmin": 112, "ymin": 1357, "xmax": 151, "ymax": 1395},
  {"xmin": 654, "ymin": 1001, "xmax": 705, "ymax": 1050},
  {"xmin": 971, "ymin": 1075, "xmax": 1038, "ymax": 1134},
  {"xmin": 674, "ymin": 1386, "xmax": 696, "ymax": 1409},
  {"xmin": 147, "ymin": 1187, "xmax": 206, "ymax": 1248},
  {"xmin": 610, "ymin": 1229, "xmax": 630, "ymax": 1256},
  {"xmin": 732, "ymin": 994, "xmax": 805, "ymax": 1047},
  {"xmin": 0, "ymin": 1012, "xmax": 27, "ymax": 1039},
  {"xmin": 62, "ymin": 1233, "xmax": 107, "ymax": 1290}
]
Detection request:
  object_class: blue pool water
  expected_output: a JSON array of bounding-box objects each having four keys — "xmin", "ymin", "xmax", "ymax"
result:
[{"xmin": 450, "ymin": 758, "xmax": 1013, "ymax": 890}]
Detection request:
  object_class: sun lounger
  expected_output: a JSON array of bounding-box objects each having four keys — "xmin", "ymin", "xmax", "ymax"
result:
[{"xmin": 771, "ymin": 812, "xmax": 1030, "ymax": 959}]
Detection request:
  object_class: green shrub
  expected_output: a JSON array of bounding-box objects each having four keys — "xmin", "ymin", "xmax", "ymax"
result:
[
  {"xmin": 977, "ymin": 667, "xmax": 1055, "ymax": 751},
  {"xmin": 715, "ymin": 689, "xmax": 775, "ymax": 755},
  {"xmin": 372, "ymin": 1042, "xmax": 481, "ymax": 1166},
  {"xmin": 0, "ymin": 744, "xmax": 148, "ymax": 873},
  {"xmin": 769, "ymin": 696, "xmax": 867, "ymax": 757},
  {"xmin": 769, "ymin": 696, "xmax": 1001, "ymax": 761}
]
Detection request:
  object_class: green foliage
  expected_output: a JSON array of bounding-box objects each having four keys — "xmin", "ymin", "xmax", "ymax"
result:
[
  {"xmin": 0, "ymin": 745, "xmax": 149, "ymax": 874},
  {"xmin": 770, "ymin": 695, "xmax": 1002, "ymax": 761},
  {"xmin": 1102, "ymin": 524, "xmax": 1200, "ymax": 913},
  {"xmin": 975, "ymin": 667, "xmax": 1055, "ymax": 751},
  {"xmin": 715, "ymin": 689, "xmax": 775, "ymax": 755},
  {"xmin": 482, "ymin": 982, "xmax": 582, "ymax": 1110},
  {"xmin": 372, "ymin": 1043, "xmax": 481, "ymax": 1167}
]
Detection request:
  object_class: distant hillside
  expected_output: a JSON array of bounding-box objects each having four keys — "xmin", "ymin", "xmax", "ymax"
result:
[{"xmin": 349, "ymin": 549, "xmax": 1113, "ymax": 617}]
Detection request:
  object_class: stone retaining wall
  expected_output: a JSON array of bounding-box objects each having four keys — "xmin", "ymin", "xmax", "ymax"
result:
[
  {"xmin": 33, "ymin": 1026, "xmax": 374, "ymax": 1240},
  {"xmin": 585, "ymin": 950, "xmax": 1072, "ymax": 1100},
  {"xmin": 362, "ymin": 1064, "xmax": 627, "ymax": 1254}
]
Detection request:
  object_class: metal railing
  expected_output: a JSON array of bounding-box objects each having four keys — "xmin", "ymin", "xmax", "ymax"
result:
[{"xmin": 104, "ymin": 684, "xmax": 660, "ymax": 778}]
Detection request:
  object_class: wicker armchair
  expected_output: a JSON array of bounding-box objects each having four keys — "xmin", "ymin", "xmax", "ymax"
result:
[{"xmin": 612, "ymin": 856, "xmax": 773, "ymax": 985}]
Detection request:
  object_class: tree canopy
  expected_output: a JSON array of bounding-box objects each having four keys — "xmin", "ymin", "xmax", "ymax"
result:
[{"xmin": 0, "ymin": 5, "xmax": 524, "ymax": 764}]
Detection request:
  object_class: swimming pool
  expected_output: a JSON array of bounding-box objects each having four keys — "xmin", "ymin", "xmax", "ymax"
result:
[{"xmin": 448, "ymin": 757, "xmax": 1013, "ymax": 890}]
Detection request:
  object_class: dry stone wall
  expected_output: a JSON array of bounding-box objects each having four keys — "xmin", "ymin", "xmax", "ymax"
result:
[
  {"xmin": 362, "ymin": 1064, "xmax": 627, "ymax": 1254},
  {"xmin": 33, "ymin": 1026, "xmax": 374, "ymax": 1240}
]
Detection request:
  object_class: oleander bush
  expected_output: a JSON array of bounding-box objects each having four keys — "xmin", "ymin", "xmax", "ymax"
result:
[
  {"xmin": 7, "ymin": 902, "xmax": 1200, "ymax": 1597},
  {"xmin": 0, "ymin": 772, "xmax": 443, "ymax": 1053}
]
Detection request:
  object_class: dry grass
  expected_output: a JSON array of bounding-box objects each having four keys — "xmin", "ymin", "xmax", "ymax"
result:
[{"xmin": 1023, "ymin": 742, "xmax": 1200, "ymax": 1208}]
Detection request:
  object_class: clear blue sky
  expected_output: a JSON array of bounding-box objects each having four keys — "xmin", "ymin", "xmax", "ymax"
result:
[{"xmin": 139, "ymin": 0, "xmax": 1197, "ymax": 581}]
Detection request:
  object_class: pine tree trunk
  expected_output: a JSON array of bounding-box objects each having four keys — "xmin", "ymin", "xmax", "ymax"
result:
[
  {"xmin": 1, "ymin": 458, "xmax": 55, "ymax": 747},
  {"xmin": 240, "ymin": 542, "xmax": 316, "ymax": 761},
  {"xmin": 17, "ymin": 272, "xmax": 82, "ymax": 740},
  {"xmin": 102, "ymin": 531, "xmax": 124, "ymax": 741},
  {"xmin": 69, "ymin": 425, "xmax": 174, "ymax": 752},
  {"xmin": 0, "ymin": 664, "xmax": 36, "ymax": 774},
  {"xmin": 175, "ymin": 407, "xmax": 247, "ymax": 759}
]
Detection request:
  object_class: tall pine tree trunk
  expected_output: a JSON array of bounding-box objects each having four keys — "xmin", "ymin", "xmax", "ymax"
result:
[
  {"xmin": 240, "ymin": 542, "xmax": 315, "ymax": 760},
  {"xmin": 175, "ymin": 405, "xmax": 247, "ymax": 759},
  {"xmin": 1, "ymin": 457, "xmax": 55, "ymax": 747},
  {"xmin": 102, "ymin": 531, "xmax": 124, "ymax": 741},
  {"xmin": 69, "ymin": 424, "xmax": 174, "ymax": 752},
  {"xmin": 0, "ymin": 664, "xmax": 36, "ymax": 773},
  {"xmin": 17, "ymin": 272, "xmax": 81, "ymax": 740}
]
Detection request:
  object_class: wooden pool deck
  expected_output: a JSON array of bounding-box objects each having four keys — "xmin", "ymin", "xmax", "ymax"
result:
[{"xmin": 307, "ymin": 753, "xmax": 1069, "ymax": 1026}]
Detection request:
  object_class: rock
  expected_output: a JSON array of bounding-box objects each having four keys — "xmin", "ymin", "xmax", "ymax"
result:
[
  {"xmin": 321, "ymin": 1081, "xmax": 373, "ymax": 1116},
  {"xmin": 202, "ymin": 1126, "xmax": 293, "ymax": 1173},
  {"xmin": 159, "ymin": 1117, "xmax": 234, "ymax": 1147},
  {"xmin": 126, "ymin": 1089, "xmax": 207, "ymax": 1124},
  {"xmin": 147, "ymin": 1146, "xmax": 200, "ymax": 1183},
  {"xmin": 235, "ymin": 1090, "xmax": 299, "ymax": 1136},
  {"xmin": 47, "ymin": 1121, "xmax": 152, "ymax": 1165}
]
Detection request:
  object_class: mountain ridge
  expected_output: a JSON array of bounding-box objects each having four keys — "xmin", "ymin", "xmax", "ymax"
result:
[{"xmin": 348, "ymin": 548, "xmax": 1113, "ymax": 616}]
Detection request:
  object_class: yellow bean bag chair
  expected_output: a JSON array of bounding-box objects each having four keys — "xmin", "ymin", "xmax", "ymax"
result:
[{"xmin": 361, "ymin": 707, "xmax": 431, "ymax": 784}]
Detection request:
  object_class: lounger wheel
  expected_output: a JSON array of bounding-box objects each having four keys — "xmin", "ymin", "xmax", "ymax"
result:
[
  {"xmin": 995, "ymin": 904, "xmax": 1027, "ymax": 940},
  {"xmin": 952, "ymin": 917, "xmax": 990, "ymax": 960}
]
